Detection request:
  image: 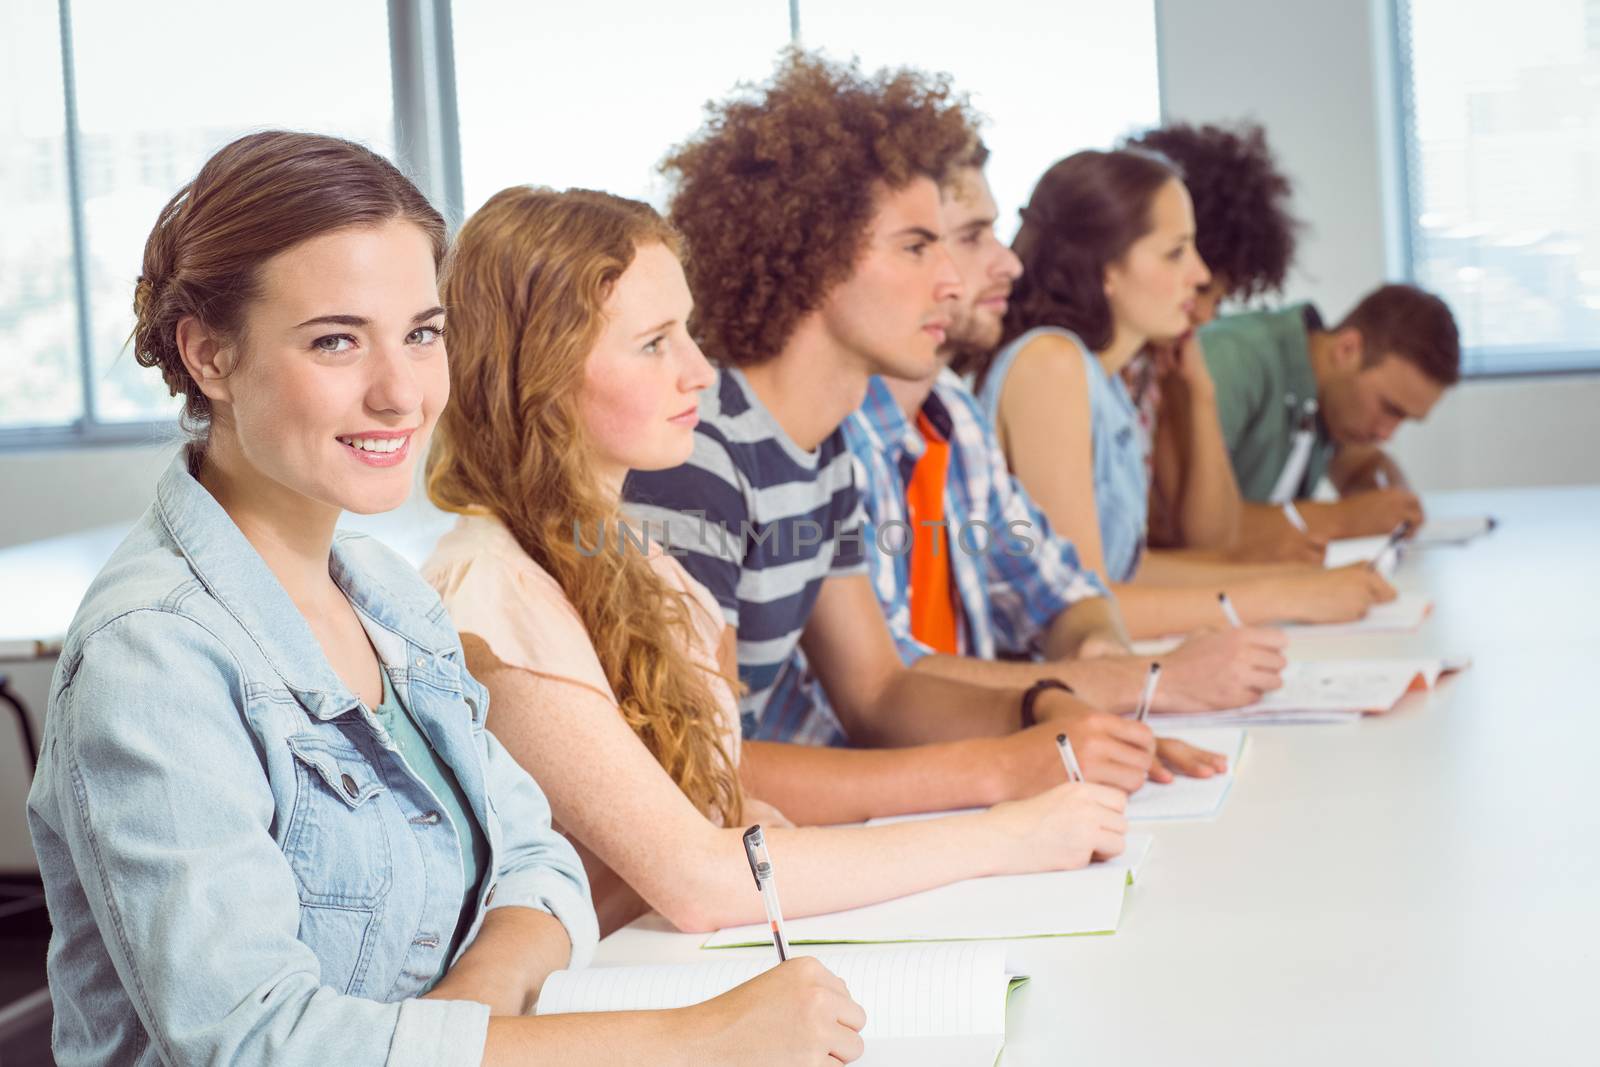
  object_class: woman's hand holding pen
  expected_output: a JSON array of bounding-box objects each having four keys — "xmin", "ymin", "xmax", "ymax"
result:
[
  {"xmin": 683, "ymin": 957, "xmax": 866, "ymax": 1065},
  {"xmin": 986, "ymin": 780, "xmax": 1128, "ymax": 874}
]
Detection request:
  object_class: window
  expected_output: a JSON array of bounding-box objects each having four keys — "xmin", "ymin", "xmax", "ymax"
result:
[
  {"xmin": 1397, "ymin": 0, "xmax": 1600, "ymax": 373},
  {"xmin": 454, "ymin": 1, "xmax": 1159, "ymax": 239},
  {"xmin": 7, "ymin": 0, "xmax": 1166, "ymax": 443},
  {"xmin": 1, "ymin": 0, "xmax": 397, "ymax": 443},
  {"xmin": 453, "ymin": 1, "xmax": 792, "ymax": 216},
  {"xmin": 799, "ymin": 0, "xmax": 1161, "ymax": 243},
  {"xmin": 1, "ymin": 5, "xmax": 79, "ymax": 430}
]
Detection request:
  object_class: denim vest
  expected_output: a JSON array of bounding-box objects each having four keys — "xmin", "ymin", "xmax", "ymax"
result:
[
  {"xmin": 26, "ymin": 451, "xmax": 597, "ymax": 1067},
  {"xmin": 979, "ymin": 327, "xmax": 1148, "ymax": 583}
]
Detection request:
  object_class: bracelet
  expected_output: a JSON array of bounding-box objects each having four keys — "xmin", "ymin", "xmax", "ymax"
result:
[{"xmin": 1020, "ymin": 678, "xmax": 1074, "ymax": 730}]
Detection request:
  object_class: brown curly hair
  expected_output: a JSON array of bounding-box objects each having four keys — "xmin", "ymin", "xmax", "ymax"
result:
[
  {"xmin": 428, "ymin": 186, "xmax": 743, "ymax": 826},
  {"xmin": 131, "ymin": 130, "xmax": 445, "ymax": 431},
  {"xmin": 1121, "ymin": 121, "xmax": 1301, "ymax": 302},
  {"xmin": 662, "ymin": 49, "xmax": 979, "ymax": 366}
]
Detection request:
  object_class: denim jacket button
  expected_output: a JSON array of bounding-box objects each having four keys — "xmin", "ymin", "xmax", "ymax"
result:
[{"xmin": 340, "ymin": 773, "xmax": 358, "ymax": 798}]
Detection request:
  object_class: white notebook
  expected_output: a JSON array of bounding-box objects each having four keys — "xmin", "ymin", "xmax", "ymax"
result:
[
  {"xmin": 1152, "ymin": 657, "xmax": 1468, "ymax": 726},
  {"xmin": 701, "ymin": 834, "xmax": 1152, "ymax": 949},
  {"xmin": 538, "ymin": 942, "xmax": 1022, "ymax": 1067},
  {"xmin": 1322, "ymin": 515, "xmax": 1496, "ymax": 569},
  {"xmin": 1413, "ymin": 514, "xmax": 1497, "ymax": 545},
  {"xmin": 1129, "ymin": 728, "xmax": 1247, "ymax": 820},
  {"xmin": 1281, "ymin": 592, "xmax": 1433, "ymax": 637}
]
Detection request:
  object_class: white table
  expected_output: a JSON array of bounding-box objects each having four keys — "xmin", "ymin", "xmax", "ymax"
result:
[
  {"xmin": 0, "ymin": 504, "xmax": 455, "ymax": 659},
  {"xmin": 592, "ymin": 486, "xmax": 1600, "ymax": 1065}
]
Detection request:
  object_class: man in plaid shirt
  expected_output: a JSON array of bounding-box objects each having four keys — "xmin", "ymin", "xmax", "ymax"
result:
[{"xmin": 764, "ymin": 145, "xmax": 1289, "ymax": 747}]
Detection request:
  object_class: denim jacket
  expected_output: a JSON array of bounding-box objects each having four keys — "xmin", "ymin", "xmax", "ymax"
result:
[
  {"xmin": 978, "ymin": 327, "xmax": 1149, "ymax": 584},
  {"xmin": 26, "ymin": 451, "xmax": 598, "ymax": 1067}
]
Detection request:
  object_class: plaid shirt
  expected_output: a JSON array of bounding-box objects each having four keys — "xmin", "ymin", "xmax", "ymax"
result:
[{"xmin": 757, "ymin": 370, "xmax": 1109, "ymax": 745}]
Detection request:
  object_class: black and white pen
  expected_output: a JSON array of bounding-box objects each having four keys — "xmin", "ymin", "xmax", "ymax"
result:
[
  {"xmin": 1055, "ymin": 733, "xmax": 1085, "ymax": 783},
  {"xmin": 1217, "ymin": 591, "xmax": 1245, "ymax": 629},
  {"xmin": 1133, "ymin": 662, "xmax": 1162, "ymax": 724},
  {"xmin": 741, "ymin": 825, "xmax": 790, "ymax": 963},
  {"xmin": 1369, "ymin": 519, "xmax": 1414, "ymax": 573}
]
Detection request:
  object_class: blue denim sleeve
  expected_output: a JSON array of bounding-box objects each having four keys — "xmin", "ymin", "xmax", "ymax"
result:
[
  {"xmin": 466, "ymin": 673, "xmax": 599, "ymax": 969},
  {"xmin": 40, "ymin": 610, "xmax": 489, "ymax": 1067}
]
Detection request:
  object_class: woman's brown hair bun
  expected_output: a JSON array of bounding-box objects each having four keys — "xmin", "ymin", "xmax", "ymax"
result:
[{"xmin": 127, "ymin": 130, "xmax": 446, "ymax": 430}]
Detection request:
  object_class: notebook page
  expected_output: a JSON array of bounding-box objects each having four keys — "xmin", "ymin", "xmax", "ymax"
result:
[
  {"xmin": 536, "ymin": 956, "xmax": 765, "ymax": 1015},
  {"xmin": 1414, "ymin": 514, "xmax": 1495, "ymax": 545},
  {"xmin": 1148, "ymin": 707, "xmax": 1362, "ymax": 727},
  {"xmin": 1129, "ymin": 728, "xmax": 1245, "ymax": 821},
  {"xmin": 1281, "ymin": 592, "xmax": 1432, "ymax": 637},
  {"xmin": 1151, "ymin": 660, "xmax": 1449, "ymax": 727},
  {"xmin": 1322, "ymin": 534, "xmax": 1388, "ymax": 570},
  {"xmin": 702, "ymin": 839, "xmax": 1149, "ymax": 949},
  {"xmin": 536, "ymin": 943, "xmax": 1010, "ymax": 1039}
]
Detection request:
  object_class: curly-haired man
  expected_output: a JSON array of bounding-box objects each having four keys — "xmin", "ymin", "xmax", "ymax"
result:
[{"xmin": 626, "ymin": 52, "xmax": 1164, "ymax": 801}]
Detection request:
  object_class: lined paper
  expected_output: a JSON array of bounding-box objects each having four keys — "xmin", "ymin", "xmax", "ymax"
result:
[
  {"xmin": 1152, "ymin": 658, "xmax": 1465, "ymax": 726},
  {"xmin": 537, "ymin": 942, "xmax": 1012, "ymax": 1041},
  {"xmin": 701, "ymin": 836, "xmax": 1151, "ymax": 949},
  {"xmin": 1130, "ymin": 728, "xmax": 1247, "ymax": 820},
  {"xmin": 1281, "ymin": 592, "xmax": 1432, "ymax": 637}
]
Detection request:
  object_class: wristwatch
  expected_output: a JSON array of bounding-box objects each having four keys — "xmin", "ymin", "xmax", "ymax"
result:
[{"xmin": 1020, "ymin": 678, "xmax": 1074, "ymax": 729}]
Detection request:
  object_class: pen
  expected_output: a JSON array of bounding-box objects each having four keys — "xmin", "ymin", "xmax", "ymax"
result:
[
  {"xmin": 1133, "ymin": 662, "xmax": 1162, "ymax": 724},
  {"xmin": 1217, "ymin": 591, "xmax": 1244, "ymax": 629},
  {"xmin": 1282, "ymin": 501, "xmax": 1309, "ymax": 534},
  {"xmin": 1369, "ymin": 519, "xmax": 1414, "ymax": 573},
  {"xmin": 741, "ymin": 825, "xmax": 790, "ymax": 962},
  {"xmin": 1055, "ymin": 733, "xmax": 1085, "ymax": 783}
]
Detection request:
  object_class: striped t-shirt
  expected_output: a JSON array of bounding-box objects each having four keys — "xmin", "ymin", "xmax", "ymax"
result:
[{"xmin": 624, "ymin": 368, "xmax": 868, "ymax": 739}]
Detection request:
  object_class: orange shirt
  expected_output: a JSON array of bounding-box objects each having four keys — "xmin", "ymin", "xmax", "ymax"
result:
[{"xmin": 906, "ymin": 410, "xmax": 960, "ymax": 655}]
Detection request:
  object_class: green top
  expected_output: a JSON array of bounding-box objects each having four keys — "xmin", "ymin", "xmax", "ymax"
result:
[
  {"xmin": 372, "ymin": 669, "xmax": 491, "ymax": 987},
  {"xmin": 1199, "ymin": 303, "xmax": 1337, "ymax": 502}
]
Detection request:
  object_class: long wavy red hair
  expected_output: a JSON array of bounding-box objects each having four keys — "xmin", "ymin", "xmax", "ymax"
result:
[{"xmin": 428, "ymin": 186, "xmax": 742, "ymax": 824}]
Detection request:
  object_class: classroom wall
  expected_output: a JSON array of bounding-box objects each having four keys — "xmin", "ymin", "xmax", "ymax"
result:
[
  {"xmin": 1154, "ymin": 0, "xmax": 1600, "ymax": 489},
  {"xmin": 0, "ymin": 442, "xmax": 175, "ymax": 550}
]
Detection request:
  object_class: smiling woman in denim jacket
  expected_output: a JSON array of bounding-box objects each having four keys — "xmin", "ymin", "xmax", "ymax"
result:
[{"xmin": 24, "ymin": 131, "xmax": 863, "ymax": 1067}]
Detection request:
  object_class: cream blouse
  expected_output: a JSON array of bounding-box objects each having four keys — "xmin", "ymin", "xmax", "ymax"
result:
[{"xmin": 422, "ymin": 512, "xmax": 742, "ymax": 771}]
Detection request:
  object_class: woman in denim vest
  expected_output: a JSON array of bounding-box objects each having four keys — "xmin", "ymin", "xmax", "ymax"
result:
[
  {"xmin": 965, "ymin": 149, "xmax": 1394, "ymax": 641},
  {"xmin": 25, "ymin": 131, "xmax": 862, "ymax": 1067}
]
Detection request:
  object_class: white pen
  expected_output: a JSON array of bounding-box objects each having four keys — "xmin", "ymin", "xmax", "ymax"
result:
[
  {"xmin": 741, "ymin": 825, "xmax": 790, "ymax": 962},
  {"xmin": 1217, "ymin": 591, "xmax": 1244, "ymax": 629},
  {"xmin": 1055, "ymin": 733, "xmax": 1085, "ymax": 783},
  {"xmin": 1282, "ymin": 501, "xmax": 1309, "ymax": 534},
  {"xmin": 1133, "ymin": 662, "xmax": 1162, "ymax": 724}
]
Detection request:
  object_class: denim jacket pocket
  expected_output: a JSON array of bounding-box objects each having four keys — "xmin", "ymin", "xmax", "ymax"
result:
[{"xmin": 282, "ymin": 734, "xmax": 394, "ymax": 908}]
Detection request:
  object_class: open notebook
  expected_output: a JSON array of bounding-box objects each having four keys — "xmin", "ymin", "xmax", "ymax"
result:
[
  {"xmin": 538, "ymin": 942, "xmax": 1024, "ymax": 1067},
  {"xmin": 1152, "ymin": 657, "xmax": 1469, "ymax": 726},
  {"xmin": 1323, "ymin": 515, "xmax": 1497, "ymax": 569},
  {"xmin": 1129, "ymin": 727, "xmax": 1247, "ymax": 820},
  {"xmin": 1280, "ymin": 591, "xmax": 1433, "ymax": 637},
  {"xmin": 1129, "ymin": 592, "xmax": 1433, "ymax": 649},
  {"xmin": 702, "ymin": 834, "xmax": 1152, "ymax": 949}
]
